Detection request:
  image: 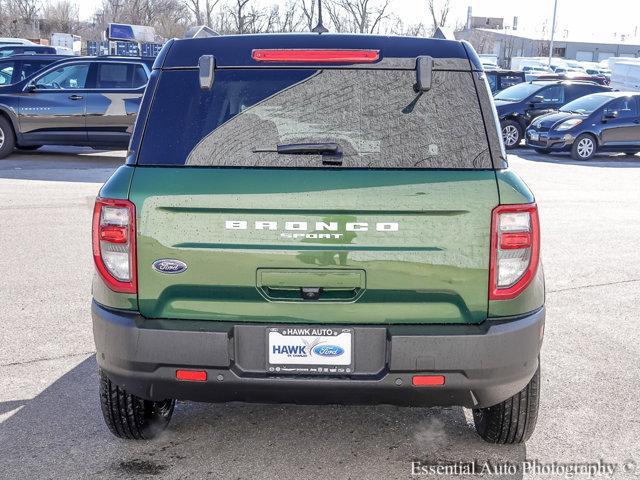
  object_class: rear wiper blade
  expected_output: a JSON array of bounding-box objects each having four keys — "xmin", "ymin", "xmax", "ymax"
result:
[{"xmin": 276, "ymin": 142, "xmax": 341, "ymax": 155}]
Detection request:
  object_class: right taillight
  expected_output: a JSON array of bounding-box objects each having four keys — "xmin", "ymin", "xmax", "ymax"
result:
[
  {"xmin": 92, "ymin": 198, "xmax": 137, "ymax": 293},
  {"xmin": 489, "ymin": 203, "xmax": 540, "ymax": 300}
]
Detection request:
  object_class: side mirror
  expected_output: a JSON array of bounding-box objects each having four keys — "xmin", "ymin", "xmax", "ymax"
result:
[
  {"xmin": 530, "ymin": 94, "xmax": 545, "ymax": 105},
  {"xmin": 603, "ymin": 110, "xmax": 619, "ymax": 120},
  {"xmin": 25, "ymin": 82, "xmax": 36, "ymax": 92}
]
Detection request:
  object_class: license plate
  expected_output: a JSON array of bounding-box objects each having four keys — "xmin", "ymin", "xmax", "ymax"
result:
[
  {"xmin": 267, "ymin": 327, "xmax": 353, "ymax": 375},
  {"xmin": 529, "ymin": 131, "xmax": 539, "ymax": 141}
]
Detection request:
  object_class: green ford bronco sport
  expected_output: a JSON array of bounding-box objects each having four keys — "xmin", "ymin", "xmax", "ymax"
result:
[{"xmin": 92, "ymin": 33, "xmax": 544, "ymax": 443}]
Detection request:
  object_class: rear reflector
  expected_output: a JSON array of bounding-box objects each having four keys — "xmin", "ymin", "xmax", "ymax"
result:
[
  {"xmin": 252, "ymin": 49, "xmax": 379, "ymax": 63},
  {"xmin": 412, "ymin": 375, "xmax": 445, "ymax": 387},
  {"xmin": 176, "ymin": 370, "xmax": 207, "ymax": 382}
]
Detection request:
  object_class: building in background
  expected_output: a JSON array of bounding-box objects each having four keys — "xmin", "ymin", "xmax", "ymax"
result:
[
  {"xmin": 457, "ymin": 27, "xmax": 640, "ymax": 68},
  {"xmin": 456, "ymin": 10, "xmax": 640, "ymax": 68}
]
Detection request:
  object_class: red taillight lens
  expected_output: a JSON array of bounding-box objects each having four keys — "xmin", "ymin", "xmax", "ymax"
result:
[
  {"xmin": 489, "ymin": 203, "xmax": 540, "ymax": 300},
  {"xmin": 252, "ymin": 49, "xmax": 379, "ymax": 63},
  {"xmin": 92, "ymin": 198, "xmax": 137, "ymax": 294},
  {"xmin": 99, "ymin": 225, "xmax": 128, "ymax": 244}
]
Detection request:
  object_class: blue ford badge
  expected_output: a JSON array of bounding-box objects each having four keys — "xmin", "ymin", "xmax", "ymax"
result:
[
  {"xmin": 152, "ymin": 259, "xmax": 188, "ymax": 274},
  {"xmin": 312, "ymin": 345, "xmax": 344, "ymax": 357}
]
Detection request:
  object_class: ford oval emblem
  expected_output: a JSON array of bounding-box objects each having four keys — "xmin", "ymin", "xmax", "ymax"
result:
[
  {"xmin": 152, "ymin": 259, "xmax": 188, "ymax": 274},
  {"xmin": 312, "ymin": 345, "xmax": 345, "ymax": 357}
]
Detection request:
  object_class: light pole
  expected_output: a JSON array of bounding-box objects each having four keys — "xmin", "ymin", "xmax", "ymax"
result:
[{"xmin": 548, "ymin": 0, "xmax": 559, "ymax": 67}]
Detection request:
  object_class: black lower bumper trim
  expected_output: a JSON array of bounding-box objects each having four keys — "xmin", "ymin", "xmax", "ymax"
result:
[{"xmin": 92, "ymin": 301, "xmax": 544, "ymax": 408}]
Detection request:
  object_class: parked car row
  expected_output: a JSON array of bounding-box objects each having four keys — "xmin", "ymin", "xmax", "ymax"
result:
[
  {"xmin": 525, "ymin": 92, "xmax": 640, "ymax": 160},
  {"xmin": 485, "ymin": 67, "xmax": 609, "ymax": 94},
  {"xmin": 494, "ymin": 78, "xmax": 640, "ymax": 160}
]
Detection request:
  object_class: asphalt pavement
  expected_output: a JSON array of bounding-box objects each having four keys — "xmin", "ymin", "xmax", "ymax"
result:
[{"xmin": 0, "ymin": 146, "xmax": 639, "ymax": 479}]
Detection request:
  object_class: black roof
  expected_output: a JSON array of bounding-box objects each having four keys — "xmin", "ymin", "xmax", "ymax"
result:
[
  {"xmin": 0, "ymin": 54, "xmax": 69, "ymax": 62},
  {"xmin": 157, "ymin": 33, "xmax": 482, "ymax": 70}
]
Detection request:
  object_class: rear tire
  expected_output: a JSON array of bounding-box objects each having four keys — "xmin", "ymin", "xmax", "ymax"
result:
[
  {"xmin": 99, "ymin": 369, "xmax": 175, "ymax": 440},
  {"xmin": 501, "ymin": 120, "xmax": 522, "ymax": 149},
  {"xmin": 472, "ymin": 364, "xmax": 540, "ymax": 444},
  {"xmin": 571, "ymin": 134, "xmax": 597, "ymax": 161},
  {"xmin": 0, "ymin": 116, "xmax": 16, "ymax": 159}
]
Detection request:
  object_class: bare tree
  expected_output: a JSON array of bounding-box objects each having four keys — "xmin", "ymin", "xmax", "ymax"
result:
[
  {"xmin": 183, "ymin": 0, "xmax": 220, "ymax": 26},
  {"xmin": 389, "ymin": 16, "xmax": 426, "ymax": 37},
  {"xmin": 183, "ymin": 0, "xmax": 203, "ymax": 24},
  {"xmin": 41, "ymin": 0, "xmax": 80, "ymax": 35},
  {"xmin": 6, "ymin": 0, "xmax": 42, "ymax": 23},
  {"xmin": 329, "ymin": 0, "xmax": 392, "ymax": 34},
  {"xmin": 299, "ymin": 0, "xmax": 317, "ymax": 31},
  {"xmin": 278, "ymin": 1, "xmax": 301, "ymax": 32},
  {"xmin": 325, "ymin": 1, "xmax": 348, "ymax": 32},
  {"xmin": 228, "ymin": 0, "xmax": 251, "ymax": 34},
  {"xmin": 204, "ymin": 0, "xmax": 221, "ymax": 28},
  {"xmin": 3, "ymin": 0, "xmax": 42, "ymax": 36},
  {"xmin": 427, "ymin": 0, "xmax": 449, "ymax": 34}
]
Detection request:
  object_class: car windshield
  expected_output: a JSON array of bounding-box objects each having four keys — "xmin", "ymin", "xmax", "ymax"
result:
[
  {"xmin": 494, "ymin": 82, "xmax": 541, "ymax": 101},
  {"xmin": 560, "ymin": 94, "xmax": 613, "ymax": 114}
]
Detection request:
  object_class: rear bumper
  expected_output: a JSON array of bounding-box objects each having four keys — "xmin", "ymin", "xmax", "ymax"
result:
[{"xmin": 92, "ymin": 301, "xmax": 544, "ymax": 409}]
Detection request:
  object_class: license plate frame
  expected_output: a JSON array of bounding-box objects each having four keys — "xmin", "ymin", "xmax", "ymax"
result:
[
  {"xmin": 266, "ymin": 326, "xmax": 354, "ymax": 375},
  {"xmin": 529, "ymin": 131, "xmax": 540, "ymax": 141}
]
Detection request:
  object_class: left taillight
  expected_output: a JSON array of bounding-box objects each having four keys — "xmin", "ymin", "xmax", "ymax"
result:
[
  {"xmin": 489, "ymin": 203, "xmax": 540, "ymax": 300},
  {"xmin": 92, "ymin": 198, "xmax": 137, "ymax": 293}
]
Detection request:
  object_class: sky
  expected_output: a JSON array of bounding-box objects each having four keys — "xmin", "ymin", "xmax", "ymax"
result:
[{"xmin": 74, "ymin": 0, "xmax": 640, "ymax": 41}]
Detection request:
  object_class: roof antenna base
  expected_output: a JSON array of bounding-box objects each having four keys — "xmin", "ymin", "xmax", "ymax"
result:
[{"xmin": 312, "ymin": 0, "xmax": 329, "ymax": 34}]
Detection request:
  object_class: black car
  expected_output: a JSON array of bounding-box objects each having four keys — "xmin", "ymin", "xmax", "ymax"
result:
[
  {"xmin": 485, "ymin": 69, "xmax": 525, "ymax": 94},
  {"xmin": 494, "ymin": 80, "xmax": 611, "ymax": 148},
  {"xmin": 0, "ymin": 56, "xmax": 152, "ymax": 158},
  {"xmin": 525, "ymin": 92, "xmax": 640, "ymax": 160},
  {"xmin": 0, "ymin": 54, "xmax": 68, "ymax": 86},
  {"xmin": 0, "ymin": 45, "xmax": 58, "ymax": 57}
]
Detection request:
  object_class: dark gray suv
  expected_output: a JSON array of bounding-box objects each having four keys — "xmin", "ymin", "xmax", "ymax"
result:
[{"xmin": 0, "ymin": 56, "xmax": 152, "ymax": 158}]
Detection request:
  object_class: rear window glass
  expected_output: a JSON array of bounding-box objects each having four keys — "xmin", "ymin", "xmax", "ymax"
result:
[
  {"xmin": 138, "ymin": 68, "xmax": 492, "ymax": 169},
  {"xmin": 500, "ymin": 74, "xmax": 524, "ymax": 90},
  {"xmin": 97, "ymin": 63, "xmax": 148, "ymax": 89}
]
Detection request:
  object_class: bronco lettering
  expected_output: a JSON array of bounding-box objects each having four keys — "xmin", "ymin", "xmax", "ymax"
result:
[{"xmin": 225, "ymin": 221, "xmax": 399, "ymax": 232}]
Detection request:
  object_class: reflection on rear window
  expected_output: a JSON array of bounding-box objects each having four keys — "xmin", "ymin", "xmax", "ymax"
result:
[{"xmin": 138, "ymin": 68, "xmax": 492, "ymax": 169}]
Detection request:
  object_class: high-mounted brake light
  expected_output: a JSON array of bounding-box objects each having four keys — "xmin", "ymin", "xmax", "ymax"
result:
[
  {"xmin": 489, "ymin": 204, "xmax": 540, "ymax": 300},
  {"xmin": 92, "ymin": 198, "xmax": 137, "ymax": 294},
  {"xmin": 252, "ymin": 49, "xmax": 379, "ymax": 63}
]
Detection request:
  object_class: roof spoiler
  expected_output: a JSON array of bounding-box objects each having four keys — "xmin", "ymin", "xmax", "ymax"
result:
[
  {"xmin": 199, "ymin": 55, "xmax": 215, "ymax": 90},
  {"xmin": 416, "ymin": 56, "xmax": 433, "ymax": 92}
]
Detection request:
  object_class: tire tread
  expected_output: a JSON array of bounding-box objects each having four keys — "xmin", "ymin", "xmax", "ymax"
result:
[
  {"xmin": 98, "ymin": 369, "xmax": 174, "ymax": 440},
  {"xmin": 473, "ymin": 364, "xmax": 540, "ymax": 444}
]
